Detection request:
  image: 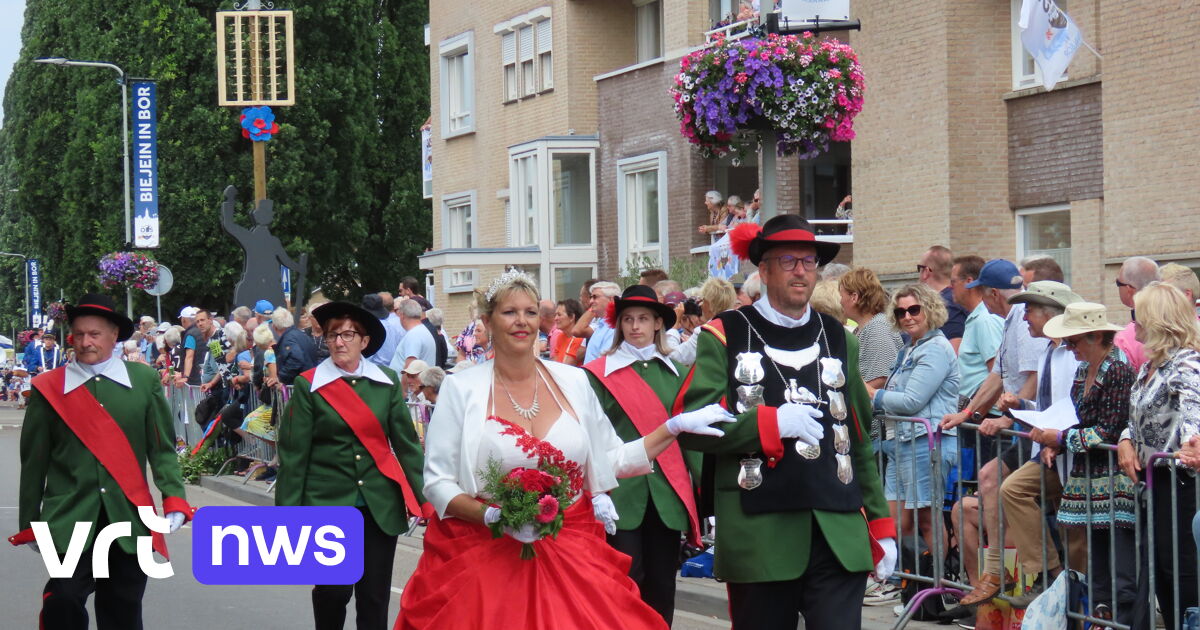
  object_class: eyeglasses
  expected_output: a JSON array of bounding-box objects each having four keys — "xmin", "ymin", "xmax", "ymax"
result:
[
  {"xmin": 916, "ymin": 264, "xmax": 929, "ymax": 274},
  {"xmin": 1115, "ymin": 279, "xmax": 1133, "ymax": 289},
  {"xmin": 765, "ymin": 254, "xmax": 819, "ymax": 272},
  {"xmin": 892, "ymin": 305, "xmax": 923, "ymax": 320},
  {"xmin": 324, "ymin": 330, "xmax": 363, "ymax": 343}
]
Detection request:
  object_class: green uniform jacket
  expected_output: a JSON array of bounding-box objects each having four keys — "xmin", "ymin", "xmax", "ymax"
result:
[
  {"xmin": 587, "ymin": 358, "xmax": 702, "ymax": 532},
  {"xmin": 678, "ymin": 327, "xmax": 894, "ymax": 583},
  {"xmin": 276, "ymin": 367, "xmax": 425, "ymax": 537},
  {"xmin": 18, "ymin": 362, "xmax": 188, "ymax": 556}
]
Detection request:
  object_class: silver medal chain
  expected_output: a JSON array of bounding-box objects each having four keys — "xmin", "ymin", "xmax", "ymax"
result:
[{"xmin": 733, "ymin": 309, "xmax": 833, "ymax": 405}]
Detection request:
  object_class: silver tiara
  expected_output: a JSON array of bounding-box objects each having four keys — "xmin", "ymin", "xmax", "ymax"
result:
[{"xmin": 485, "ymin": 268, "xmax": 537, "ymax": 302}]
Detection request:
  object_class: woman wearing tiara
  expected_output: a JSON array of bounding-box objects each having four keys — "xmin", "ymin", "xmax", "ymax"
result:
[{"xmin": 395, "ymin": 271, "xmax": 734, "ymax": 630}]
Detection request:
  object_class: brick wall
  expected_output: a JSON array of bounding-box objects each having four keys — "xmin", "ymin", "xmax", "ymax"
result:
[{"xmin": 1007, "ymin": 83, "xmax": 1103, "ymax": 208}]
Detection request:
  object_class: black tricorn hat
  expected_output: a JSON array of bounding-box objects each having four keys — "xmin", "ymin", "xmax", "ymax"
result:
[
  {"xmin": 607, "ymin": 284, "xmax": 677, "ymax": 330},
  {"xmin": 729, "ymin": 214, "xmax": 841, "ymax": 267},
  {"xmin": 65, "ymin": 293, "xmax": 135, "ymax": 341},
  {"xmin": 312, "ymin": 301, "xmax": 387, "ymax": 358}
]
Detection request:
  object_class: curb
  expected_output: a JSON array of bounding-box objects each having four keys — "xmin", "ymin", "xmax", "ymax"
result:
[{"xmin": 198, "ymin": 474, "xmax": 275, "ymax": 506}]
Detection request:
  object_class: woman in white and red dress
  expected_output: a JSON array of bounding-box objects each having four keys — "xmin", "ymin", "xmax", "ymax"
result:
[{"xmin": 395, "ymin": 271, "xmax": 733, "ymax": 630}]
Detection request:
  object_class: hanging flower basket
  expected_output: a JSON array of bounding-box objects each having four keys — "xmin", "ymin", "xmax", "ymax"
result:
[
  {"xmin": 44, "ymin": 301, "xmax": 67, "ymax": 323},
  {"xmin": 17, "ymin": 329, "xmax": 39, "ymax": 346},
  {"xmin": 98, "ymin": 252, "xmax": 159, "ymax": 290},
  {"xmin": 671, "ymin": 32, "xmax": 864, "ymax": 160}
]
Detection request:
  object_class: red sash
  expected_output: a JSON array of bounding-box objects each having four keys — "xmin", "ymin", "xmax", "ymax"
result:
[
  {"xmin": 585, "ymin": 357, "xmax": 702, "ymax": 547},
  {"xmin": 26, "ymin": 368, "xmax": 169, "ymax": 558},
  {"xmin": 302, "ymin": 369, "xmax": 424, "ymax": 517}
]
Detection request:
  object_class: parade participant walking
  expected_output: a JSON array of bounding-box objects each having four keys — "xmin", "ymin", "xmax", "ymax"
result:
[
  {"xmin": 396, "ymin": 271, "xmax": 733, "ymax": 630},
  {"xmin": 10, "ymin": 293, "xmax": 193, "ymax": 630},
  {"xmin": 277, "ymin": 301, "xmax": 426, "ymax": 630},
  {"xmin": 584, "ymin": 285, "xmax": 702, "ymax": 626},
  {"xmin": 678, "ymin": 215, "xmax": 896, "ymax": 630},
  {"xmin": 29, "ymin": 332, "xmax": 65, "ymax": 374}
]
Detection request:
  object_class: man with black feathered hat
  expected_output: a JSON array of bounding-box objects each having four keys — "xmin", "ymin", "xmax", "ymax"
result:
[
  {"xmin": 276, "ymin": 301, "xmax": 426, "ymax": 630},
  {"xmin": 10, "ymin": 293, "xmax": 193, "ymax": 629},
  {"xmin": 676, "ymin": 215, "xmax": 897, "ymax": 629}
]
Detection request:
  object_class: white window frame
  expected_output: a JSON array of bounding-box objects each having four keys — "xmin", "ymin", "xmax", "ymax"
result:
[
  {"xmin": 509, "ymin": 151, "xmax": 540, "ymax": 247},
  {"xmin": 441, "ymin": 190, "xmax": 477, "ymax": 250},
  {"xmin": 616, "ymin": 152, "xmax": 670, "ymax": 271},
  {"xmin": 634, "ymin": 0, "xmax": 663, "ymax": 63},
  {"xmin": 1015, "ymin": 203, "xmax": 1072, "ymax": 283},
  {"xmin": 549, "ymin": 150, "xmax": 597, "ymax": 249},
  {"xmin": 495, "ymin": 9, "xmax": 552, "ymax": 103},
  {"xmin": 536, "ymin": 19, "xmax": 553, "ymax": 92},
  {"xmin": 444, "ymin": 269, "xmax": 478, "ymax": 294},
  {"xmin": 501, "ymin": 31, "xmax": 519, "ymax": 102},
  {"xmin": 439, "ymin": 31, "xmax": 475, "ymax": 138},
  {"xmin": 1011, "ymin": 0, "xmax": 1068, "ymax": 91}
]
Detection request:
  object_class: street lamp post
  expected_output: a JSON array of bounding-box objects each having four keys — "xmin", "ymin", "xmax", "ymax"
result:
[
  {"xmin": 35, "ymin": 57, "xmax": 134, "ymax": 315},
  {"xmin": 0, "ymin": 252, "xmax": 30, "ymax": 327}
]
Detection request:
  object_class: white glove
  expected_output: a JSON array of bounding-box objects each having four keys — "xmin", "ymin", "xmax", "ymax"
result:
[
  {"xmin": 777, "ymin": 403, "xmax": 824, "ymax": 446},
  {"xmin": 874, "ymin": 537, "xmax": 898, "ymax": 582},
  {"xmin": 503, "ymin": 523, "xmax": 541, "ymax": 544},
  {"xmin": 592, "ymin": 494, "xmax": 619, "ymax": 535},
  {"xmin": 482, "ymin": 506, "xmax": 502, "ymax": 526},
  {"xmin": 26, "ymin": 542, "xmax": 40, "ymax": 554},
  {"xmin": 665, "ymin": 404, "xmax": 737, "ymax": 437},
  {"xmin": 166, "ymin": 511, "xmax": 186, "ymax": 534}
]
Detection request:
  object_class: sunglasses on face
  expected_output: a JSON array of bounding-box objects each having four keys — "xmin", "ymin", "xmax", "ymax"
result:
[
  {"xmin": 1115, "ymin": 279, "xmax": 1133, "ymax": 289},
  {"xmin": 916, "ymin": 264, "xmax": 929, "ymax": 274},
  {"xmin": 893, "ymin": 305, "xmax": 923, "ymax": 320}
]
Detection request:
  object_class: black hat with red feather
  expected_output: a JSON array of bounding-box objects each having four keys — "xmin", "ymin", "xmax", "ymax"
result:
[
  {"xmin": 728, "ymin": 214, "xmax": 840, "ymax": 267},
  {"xmin": 605, "ymin": 284, "xmax": 677, "ymax": 330}
]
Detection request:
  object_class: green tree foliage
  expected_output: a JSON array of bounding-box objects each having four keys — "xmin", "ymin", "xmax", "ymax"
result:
[{"xmin": 0, "ymin": 0, "xmax": 430, "ymax": 332}]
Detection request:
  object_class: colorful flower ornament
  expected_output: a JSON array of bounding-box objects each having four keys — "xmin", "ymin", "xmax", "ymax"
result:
[
  {"xmin": 98, "ymin": 252, "xmax": 159, "ymax": 290},
  {"xmin": 240, "ymin": 105, "xmax": 280, "ymax": 142},
  {"xmin": 671, "ymin": 32, "xmax": 865, "ymax": 159}
]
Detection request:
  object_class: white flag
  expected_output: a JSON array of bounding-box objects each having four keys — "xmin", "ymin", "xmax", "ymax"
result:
[{"xmin": 1018, "ymin": 0, "xmax": 1082, "ymax": 90}]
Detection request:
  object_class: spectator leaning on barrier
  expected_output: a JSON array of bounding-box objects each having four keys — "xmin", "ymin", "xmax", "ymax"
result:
[
  {"xmin": 669, "ymin": 277, "xmax": 736, "ymax": 367},
  {"xmin": 390, "ymin": 299, "xmax": 437, "ymax": 372},
  {"xmin": 866, "ymin": 283, "xmax": 959, "ymax": 565},
  {"xmin": 1117, "ymin": 282, "xmax": 1200, "ymax": 630},
  {"xmin": 918, "ymin": 246, "xmax": 967, "ymax": 352},
  {"xmin": 1019, "ymin": 301, "xmax": 1136, "ymax": 618},
  {"xmin": 272, "ymin": 307, "xmax": 318, "ymax": 386},
  {"xmin": 418, "ymin": 366, "xmax": 445, "ymax": 405},
  {"xmin": 1113, "ymin": 256, "xmax": 1161, "ymax": 373},
  {"xmin": 363, "ymin": 293, "xmax": 403, "ymax": 368}
]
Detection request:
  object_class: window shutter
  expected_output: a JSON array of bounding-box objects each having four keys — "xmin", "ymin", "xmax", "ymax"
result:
[
  {"xmin": 518, "ymin": 25, "xmax": 534, "ymax": 61},
  {"xmin": 536, "ymin": 20, "xmax": 552, "ymax": 53},
  {"xmin": 502, "ymin": 32, "xmax": 516, "ymax": 64}
]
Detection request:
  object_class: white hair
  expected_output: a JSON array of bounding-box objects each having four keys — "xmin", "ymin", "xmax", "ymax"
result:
[
  {"xmin": 253, "ymin": 322, "xmax": 275, "ymax": 347},
  {"xmin": 591, "ymin": 281, "xmax": 620, "ymax": 298},
  {"xmin": 271, "ymin": 308, "xmax": 294, "ymax": 329},
  {"xmin": 1121, "ymin": 256, "xmax": 1160, "ymax": 290},
  {"xmin": 705, "ymin": 190, "xmax": 724, "ymax": 204},
  {"xmin": 419, "ymin": 366, "xmax": 446, "ymax": 392},
  {"xmin": 425, "ymin": 307, "xmax": 445, "ymax": 327},
  {"xmin": 743, "ymin": 272, "xmax": 762, "ymax": 301},
  {"xmin": 123, "ymin": 340, "xmax": 140, "ymax": 354},
  {"xmin": 400, "ymin": 299, "xmax": 424, "ymax": 319}
]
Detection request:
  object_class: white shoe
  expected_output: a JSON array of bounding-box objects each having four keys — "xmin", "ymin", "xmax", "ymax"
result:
[{"xmin": 893, "ymin": 604, "xmax": 905, "ymax": 617}]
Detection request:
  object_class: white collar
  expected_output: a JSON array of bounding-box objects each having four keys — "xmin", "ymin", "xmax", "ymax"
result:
[
  {"xmin": 604, "ymin": 341, "xmax": 678, "ymax": 377},
  {"xmin": 309, "ymin": 356, "xmax": 393, "ymax": 391},
  {"xmin": 753, "ymin": 296, "xmax": 811, "ymax": 328},
  {"xmin": 64, "ymin": 356, "xmax": 132, "ymax": 393}
]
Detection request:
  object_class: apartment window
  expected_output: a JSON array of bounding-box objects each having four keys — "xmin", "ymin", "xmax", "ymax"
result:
[
  {"xmin": 618, "ymin": 153, "xmax": 668, "ymax": 267},
  {"xmin": 552, "ymin": 153, "xmax": 593, "ymax": 246},
  {"xmin": 1016, "ymin": 205, "xmax": 1072, "ymax": 283},
  {"xmin": 537, "ymin": 20, "xmax": 553, "ymax": 90},
  {"xmin": 511, "ymin": 154, "xmax": 539, "ymax": 246},
  {"xmin": 442, "ymin": 191, "xmax": 476, "ymax": 249},
  {"xmin": 518, "ymin": 25, "xmax": 537, "ymax": 97},
  {"xmin": 439, "ymin": 32, "xmax": 474, "ymax": 137},
  {"xmin": 634, "ymin": 0, "xmax": 663, "ymax": 63},
  {"xmin": 446, "ymin": 269, "xmax": 477, "ymax": 293},
  {"xmin": 1011, "ymin": 0, "xmax": 1068, "ymax": 90},
  {"xmin": 553, "ymin": 266, "xmax": 595, "ymax": 302},
  {"xmin": 501, "ymin": 32, "xmax": 519, "ymax": 102}
]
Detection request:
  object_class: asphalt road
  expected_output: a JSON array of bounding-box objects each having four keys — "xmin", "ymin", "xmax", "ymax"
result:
[{"xmin": 0, "ymin": 404, "xmax": 729, "ymax": 630}]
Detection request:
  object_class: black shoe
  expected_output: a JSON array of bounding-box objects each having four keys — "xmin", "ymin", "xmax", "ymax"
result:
[
  {"xmin": 1009, "ymin": 573, "xmax": 1053, "ymax": 608},
  {"xmin": 939, "ymin": 605, "xmax": 974, "ymax": 621}
]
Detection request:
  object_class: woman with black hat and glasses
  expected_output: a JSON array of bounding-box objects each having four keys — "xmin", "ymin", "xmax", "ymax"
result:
[
  {"xmin": 583, "ymin": 285, "xmax": 704, "ymax": 626},
  {"xmin": 277, "ymin": 301, "xmax": 426, "ymax": 630}
]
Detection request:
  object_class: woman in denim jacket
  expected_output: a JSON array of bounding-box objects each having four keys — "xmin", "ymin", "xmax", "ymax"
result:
[{"xmin": 866, "ymin": 283, "xmax": 960, "ymax": 559}]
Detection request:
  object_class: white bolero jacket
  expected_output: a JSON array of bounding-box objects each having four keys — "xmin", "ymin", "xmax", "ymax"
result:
[{"xmin": 423, "ymin": 359, "xmax": 653, "ymax": 518}]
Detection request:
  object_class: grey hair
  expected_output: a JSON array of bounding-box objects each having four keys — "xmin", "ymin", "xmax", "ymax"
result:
[
  {"xmin": 996, "ymin": 288, "xmax": 1022, "ymax": 301},
  {"xmin": 164, "ymin": 326, "xmax": 183, "ymax": 347},
  {"xmin": 743, "ymin": 271, "xmax": 762, "ymax": 301},
  {"xmin": 399, "ymin": 299, "xmax": 424, "ymax": 319},
  {"xmin": 1121, "ymin": 256, "xmax": 1160, "ymax": 290},
  {"xmin": 425, "ymin": 307, "xmax": 445, "ymax": 327},
  {"xmin": 821, "ymin": 263, "xmax": 852, "ymax": 281},
  {"xmin": 123, "ymin": 340, "xmax": 140, "ymax": 354},
  {"xmin": 705, "ymin": 190, "xmax": 724, "ymax": 204},
  {"xmin": 231, "ymin": 306, "xmax": 253, "ymax": 323},
  {"xmin": 223, "ymin": 322, "xmax": 248, "ymax": 353},
  {"xmin": 271, "ymin": 308, "xmax": 294, "ymax": 329},
  {"xmin": 591, "ymin": 281, "xmax": 620, "ymax": 298},
  {"xmin": 253, "ymin": 322, "xmax": 275, "ymax": 347},
  {"xmin": 419, "ymin": 366, "xmax": 446, "ymax": 392}
]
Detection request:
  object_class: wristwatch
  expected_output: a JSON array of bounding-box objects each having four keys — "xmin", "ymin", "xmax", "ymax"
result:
[{"xmin": 969, "ymin": 410, "xmax": 984, "ymax": 423}]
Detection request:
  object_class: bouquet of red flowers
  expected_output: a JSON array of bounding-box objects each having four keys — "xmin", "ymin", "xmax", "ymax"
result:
[{"xmin": 480, "ymin": 457, "xmax": 580, "ymax": 559}]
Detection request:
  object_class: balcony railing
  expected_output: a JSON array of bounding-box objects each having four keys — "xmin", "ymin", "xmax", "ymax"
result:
[{"xmin": 704, "ymin": 16, "xmax": 758, "ymax": 44}]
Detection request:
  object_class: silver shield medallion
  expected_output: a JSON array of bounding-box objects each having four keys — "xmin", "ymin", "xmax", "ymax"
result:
[{"xmin": 737, "ymin": 458, "xmax": 763, "ymax": 490}]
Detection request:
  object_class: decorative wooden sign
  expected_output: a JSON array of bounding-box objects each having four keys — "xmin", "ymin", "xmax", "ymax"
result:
[{"xmin": 216, "ymin": 10, "xmax": 295, "ymax": 106}]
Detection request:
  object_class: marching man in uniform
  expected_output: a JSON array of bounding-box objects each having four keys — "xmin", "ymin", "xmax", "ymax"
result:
[
  {"xmin": 277, "ymin": 301, "xmax": 426, "ymax": 630},
  {"xmin": 11, "ymin": 293, "xmax": 193, "ymax": 629},
  {"xmin": 584, "ymin": 284, "xmax": 704, "ymax": 626},
  {"xmin": 678, "ymin": 215, "xmax": 897, "ymax": 630}
]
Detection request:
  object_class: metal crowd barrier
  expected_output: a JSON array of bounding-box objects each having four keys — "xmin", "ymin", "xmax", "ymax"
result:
[
  {"xmin": 880, "ymin": 415, "xmax": 1200, "ymax": 630},
  {"xmin": 163, "ymin": 382, "xmax": 205, "ymax": 448},
  {"xmin": 212, "ymin": 385, "xmax": 290, "ymax": 492}
]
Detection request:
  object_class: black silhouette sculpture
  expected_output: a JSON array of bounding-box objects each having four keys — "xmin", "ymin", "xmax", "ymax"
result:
[{"xmin": 220, "ymin": 185, "xmax": 308, "ymax": 310}]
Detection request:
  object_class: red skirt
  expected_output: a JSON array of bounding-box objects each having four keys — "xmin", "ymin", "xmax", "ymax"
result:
[{"xmin": 395, "ymin": 498, "xmax": 669, "ymax": 630}]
